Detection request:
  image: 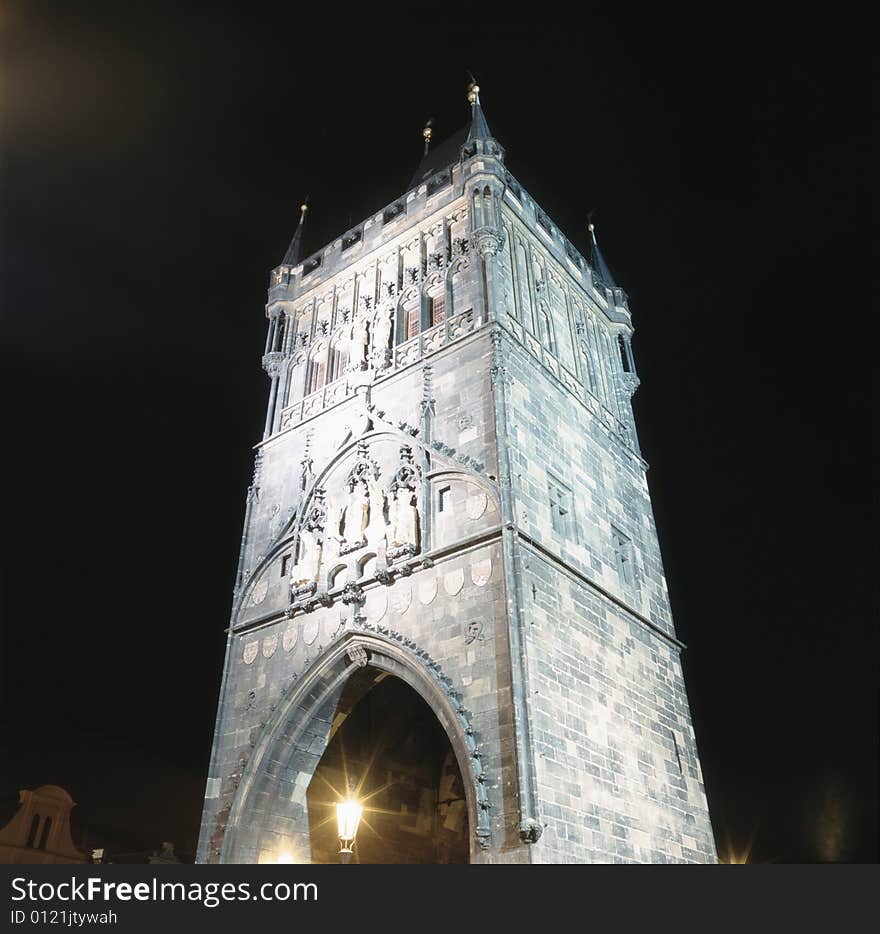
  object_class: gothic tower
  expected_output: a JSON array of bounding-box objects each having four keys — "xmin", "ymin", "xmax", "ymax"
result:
[{"xmin": 197, "ymin": 86, "xmax": 717, "ymax": 864}]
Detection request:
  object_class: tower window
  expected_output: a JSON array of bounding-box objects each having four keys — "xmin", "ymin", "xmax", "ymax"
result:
[
  {"xmin": 272, "ymin": 314, "xmax": 287, "ymax": 352},
  {"xmin": 438, "ymin": 485, "xmax": 451, "ymax": 513},
  {"xmin": 429, "ymin": 293, "xmax": 446, "ymax": 328},
  {"xmin": 548, "ymin": 475, "xmax": 573, "ymax": 538},
  {"xmin": 612, "ymin": 527, "xmax": 634, "ymax": 587},
  {"xmin": 671, "ymin": 729, "xmax": 684, "ymax": 775},
  {"xmin": 406, "ymin": 306, "xmax": 420, "ymax": 341},
  {"xmin": 281, "ymin": 553, "xmax": 291, "ymax": 577},
  {"xmin": 539, "ymin": 309, "xmax": 556, "ymax": 354},
  {"xmin": 328, "ymin": 339, "xmax": 348, "ymax": 383},
  {"xmin": 38, "ymin": 816, "xmax": 52, "ymax": 850},
  {"xmin": 305, "ymin": 356, "xmax": 326, "ymax": 395},
  {"xmin": 26, "ymin": 814, "xmax": 40, "ymax": 848},
  {"xmin": 619, "ymin": 334, "xmax": 631, "ymax": 373}
]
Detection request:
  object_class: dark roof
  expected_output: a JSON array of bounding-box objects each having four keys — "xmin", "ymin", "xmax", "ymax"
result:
[
  {"xmin": 466, "ymin": 97, "xmax": 492, "ymax": 143},
  {"xmin": 408, "ymin": 125, "xmax": 469, "ymax": 189},
  {"xmin": 281, "ymin": 207, "xmax": 306, "ymax": 266},
  {"xmin": 590, "ymin": 228, "xmax": 618, "ymax": 289}
]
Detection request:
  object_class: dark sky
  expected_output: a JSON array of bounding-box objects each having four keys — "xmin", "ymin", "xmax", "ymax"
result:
[{"xmin": 1, "ymin": 5, "xmax": 874, "ymax": 863}]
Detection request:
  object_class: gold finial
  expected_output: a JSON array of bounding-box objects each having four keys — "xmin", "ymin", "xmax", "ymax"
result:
[
  {"xmin": 422, "ymin": 118, "xmax": 434, "ymax": 156},
  {"xmin": 467, "ymin": 83, "xmax": 480, "ymax": 105},
  {"xmin": 300, "ymin": 202, "xmax": 308, "ymax": 218},
  {"xmin": 588, "ymin": 222, "xmax": 595, "ymax": 233}
]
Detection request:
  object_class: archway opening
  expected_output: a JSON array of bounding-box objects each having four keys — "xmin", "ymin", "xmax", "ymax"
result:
[{"xmin": 306, "ymin": 673, "xmax": 469, "ymax": 864}]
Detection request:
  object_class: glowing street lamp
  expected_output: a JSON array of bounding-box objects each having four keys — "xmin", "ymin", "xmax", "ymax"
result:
[{"xmin": 336, "ymin": 794, "xmax": 363, "ymax": 864}]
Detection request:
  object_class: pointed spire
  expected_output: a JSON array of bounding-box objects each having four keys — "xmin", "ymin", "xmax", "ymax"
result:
[
  {"xmin": 588, "ymin": 222, "xmax": 617, "ymax": 289},
  {"xmin": 466, "ymin": 81, "xmax": 492, "ymax": 143},
  {"xmin": 281, "ymin": 200, "xmax": 309, "ymax": 266}
]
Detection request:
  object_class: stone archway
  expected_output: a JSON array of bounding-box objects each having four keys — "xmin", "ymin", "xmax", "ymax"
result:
[
  {"xmin": 221, "ymin": 630, "xmax": 489, "ymax": 864},
  {"xmin": 306, "ymin": 673, "xmax": 469, "ymax": 863}
]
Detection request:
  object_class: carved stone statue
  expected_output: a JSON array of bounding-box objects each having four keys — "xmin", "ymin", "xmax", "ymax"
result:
[
  {"xmin": 348, "ymin": 315, "xmax": 370, "ymax": 371},
  {"xmin": 291, "ymin": 528, "xmax": 322, "ymax": 587},
  {"xmin": 388, "ymin": 489, "xmax": 419, "ymax": 551},
  {"xmin": 323, "ymin": 498, "xmax": 344, "ymax": 561},
  {"xmin": 342, "ymin": 481, "xmax": 369, "ymax": 544},
  {"xmin": 365, "ymin": 476, "xmax": 387, "ymax": 545},
  {"xmin": 372, "ymin": 309, "xmax": 393, "ymax": 360}
]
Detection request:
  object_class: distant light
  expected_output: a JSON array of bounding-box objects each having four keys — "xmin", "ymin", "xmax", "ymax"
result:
[{"xmin": 277, "ymin": 852, "xmax": 294, "ymax": 864}]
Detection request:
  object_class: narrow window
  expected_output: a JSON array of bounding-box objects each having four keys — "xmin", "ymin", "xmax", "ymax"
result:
[
  {"xmin": 438, "ymin": 485, "xmax": 451, "ymax": 513},
  {"xmin": 540, "ymin": 309, "xmax": 555, "ymax": 354},
  {"xmin": 38, "ymin": 816, "xmax": 52, "ymax": 850},
  {"xmin": 273, "ymin": 314, "xmax": 287, "ymax": 352},
  {"xmin": 612, "ymin": 527, "xmax": 634, "ymax": 587},
  {"xmin": 548, "ymin": 476, "xmax": 573, "ymax": 538},
  {"xmin": 281, "ymin": 553, "xmax": 291, "ymax": 577},
  {"xmin": 618, "ymin": 334, "xmax": 631, "ymax": 373},
  {"xmin": 671, "ymin": 730, "xmax": 684, "ymax": 775},
  {"xmin": 430, "ymin": 292, "xmax": 446, "ymax": 328},
  {"xmin": 329, "ymin": 340, "xmax": 348, "ymax": 382},
  {"xmin": 305, "ymin": 357, "xmax": 326, "ymax": 395},
  {"xmin": 26, "ymin": 814, "xmax": 40, "ymax": 848},
  {"xmin": 406, "ymin": 306, "xmax": 420, "ymax": 340}
]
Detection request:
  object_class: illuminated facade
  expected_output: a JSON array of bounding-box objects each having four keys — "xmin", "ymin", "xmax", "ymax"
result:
[{"xmin": 198, "ymin": 87, "xmax": 716, "ymax": 863}]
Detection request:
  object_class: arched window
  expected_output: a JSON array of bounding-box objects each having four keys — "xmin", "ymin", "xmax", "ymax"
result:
[
  {"xmin": 305, "ymin": 348, "xmax": 326, "ymax": 395},
  {"xmin": 328, "ymin": 337, "xmax": 348, "ymax": 383},
  {"xmin": 428, "ymin": 289, "xmax": 445, "ymax": 328},
  {"xmin": 471, "ymin": 188, "xmax": 482, "ymax": 228},
  {"xmin": 272, "ymin": 313, "xmax": 287, "ymax": 353},
  {"xmin": 26, "ymin": 814, "xmax": 40, "ymax": 848},
  {"xmin": 483, "ymin": 186, "xmax": 494, "ymax": 227},
  {"xmin": 38, "ymin": 816, "xmax": 52, "ymax": 850},
  {"xmin": 403, "ymin": 301, "xmax": 419, "ymax": 342}
]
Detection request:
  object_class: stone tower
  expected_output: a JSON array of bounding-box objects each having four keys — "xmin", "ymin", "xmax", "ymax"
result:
[{"xmin": 197, "ymin": 86, "xmax": 717, "ymax": 864}]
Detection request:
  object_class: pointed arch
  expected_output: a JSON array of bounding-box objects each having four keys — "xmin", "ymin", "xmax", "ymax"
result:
[
  {"xmin": 220, "ymin": 629, "xmax": 491, "ymax": 863},
  {"xmin": 305, "ymin": 342, "xmax": 328, "ymax": 396}
]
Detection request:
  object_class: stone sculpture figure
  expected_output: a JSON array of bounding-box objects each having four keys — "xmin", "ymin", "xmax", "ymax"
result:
[
  {"xmin": 349, "ymin": 315, "xmax": 370, "ymax": 371},
  {"xmin": 388, "ymin": 489, "xmax": 419, "ymax": 549},
  {"xmin": 365, "ymin": 476, "xmax": 387, "ymax": 545},
  {"xmin": 371, "ymin": 309, "xmax": 393, "ymax": 362},
  {"xmin": 342, "ymin": 482, "xmax": 369, "ymax": 544},
  {"xmin": 291, "ymin": 527, "xmax": 322, "ymax": 587},
  {"xmin": 323, "ymin": 498, "xmax": 344, "ymax": 561}
]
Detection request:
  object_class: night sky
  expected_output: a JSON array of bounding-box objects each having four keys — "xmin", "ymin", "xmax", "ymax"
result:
[{"xmin": 1, "ymin": 6, "xmax": 874, "ymax": 863}]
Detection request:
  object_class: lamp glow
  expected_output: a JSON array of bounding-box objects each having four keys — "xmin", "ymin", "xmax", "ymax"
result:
[
  {"xmin": 336, "ymin": 797, "xmax": 363, "ymax": 855},
  {"xmin": 277, "ymin": 852, "xmax": 294, "ymax": 864}
]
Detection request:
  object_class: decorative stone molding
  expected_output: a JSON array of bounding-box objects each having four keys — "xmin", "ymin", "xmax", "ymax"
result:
[
  {"xmin": 472, "ymin": 227, "xmax": 504, "ymax": 258},
  {"xmin": 261, "ymin": 351, "xmax": 285, "ymax": 378},
  {"xmin": 519, "ymin": 818, "xmax": 544, "ymax": 844}
]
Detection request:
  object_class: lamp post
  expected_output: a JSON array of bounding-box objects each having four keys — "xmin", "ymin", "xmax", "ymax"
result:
[{"xmin": 336, "ymin": 793, "xmax": 363, "ymax": 864}]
